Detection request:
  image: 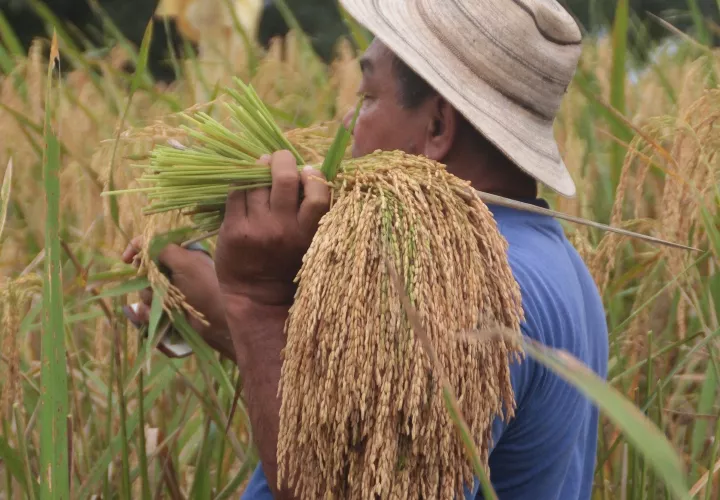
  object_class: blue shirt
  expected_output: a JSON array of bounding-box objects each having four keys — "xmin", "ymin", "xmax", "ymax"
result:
[{"xmin": 241, "ymin": 198, "xmax": 609, "ymax": 500}]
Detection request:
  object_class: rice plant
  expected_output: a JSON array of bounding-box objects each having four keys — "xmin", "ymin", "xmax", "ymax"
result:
[{"xmin": 0, "ymin": 2, "xmax": 718, "ymax": 499}]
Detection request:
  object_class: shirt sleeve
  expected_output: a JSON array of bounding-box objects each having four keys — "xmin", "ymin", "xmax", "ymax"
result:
[{"xmin": 240, "ymin": 463, "xmax": 274, "ymax": 500}]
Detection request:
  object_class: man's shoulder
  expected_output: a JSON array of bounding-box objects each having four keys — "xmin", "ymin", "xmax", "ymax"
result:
[{"xmin": 489, "ymin": 202, "xmax": 607, "ymax": 350}]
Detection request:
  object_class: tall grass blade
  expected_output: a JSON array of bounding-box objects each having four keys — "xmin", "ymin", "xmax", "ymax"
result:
[
  {"xmin": 0, "ymin": 11, "xmax": 25, "ymax": 58},
  {"xmin": 0, "ymin": 435, "xmax": 30, "ymax": 498},
  {"xmin": 691, "ymin": 363, "xmax": 718, "ymax": 479},
  {"xmin": 107, "ymin": 20, "xmax": 154, "ymax": 239},
  {"xmin": 609, "ymin": 0, "xmax": 631, "ymax": 190},
  {"xmin": 337, "ymin": 3, "xmax": 372, "ymax": 52},
  {"xmin": 320, "ymin": 97, "xmax": 361, "ymax": 181},
  {"xmin": 0, "ymin": 158, "xmax": 12, "ymax": 241},
  {"xmin": 221, "ymin": 0, "xmax": 259, "ymax": 76},
  {"xmin": 76, "ymin": 365, "xmax": 175, "ymax": 499},
  {"xmin": 13, "ymin": 404, "xmax": 39, "ymax": 500},
  {"xmin": 137, "ymin": 371, "xmax": 152, "ymax": 500},
  {"xmin": 699, "ymin": 202, "xmax": 720, "ymax": 260},
  {"xmin": 687, "ymin": 0, "xmax": 711, "ymax": 45},
  {"xmin": 385, "ymin": 255, "xmax": 498, "ymax": 500},
  {"xmin": 39, "ymin": 31, "xmax": 70, "ymax": 500},
  {"xmin": 521, "ymin": 338, "xmax": 691, "ymax": 499}
]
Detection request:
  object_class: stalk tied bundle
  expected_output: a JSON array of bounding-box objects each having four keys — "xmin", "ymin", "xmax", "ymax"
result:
[
  {"xmin": 280, "ymin": 151, "xmax": 524, "ymax": 498},
  {"xmin": 105, "ymin": 79, "xmax": 526, "ymax": 498}
]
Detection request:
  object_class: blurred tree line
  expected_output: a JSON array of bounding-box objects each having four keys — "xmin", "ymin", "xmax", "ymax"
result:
[
  {"xmin": 559, "ymin": 0, "xmax": 719, "ymax": 54},
  {"xmin": 1, "ymin": 0, "xmax": 718, "ymax": 82}
]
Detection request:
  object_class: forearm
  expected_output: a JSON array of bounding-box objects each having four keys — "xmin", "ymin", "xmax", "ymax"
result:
[{"xmin": 223, "ymin": 296, "xmax": 297, "ymax": 499}]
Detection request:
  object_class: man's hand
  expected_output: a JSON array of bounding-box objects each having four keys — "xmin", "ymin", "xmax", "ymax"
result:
[
  {"xmin": 215, "ymin": 151, "xmax": 330, "ymax": 498},
  {"xmin": 214, "ymin": 151, "xmax": 330, "ymax": 307},
  {"xmin": 121, "ymin": 237, "xmax": 234, "ymax": 359}
]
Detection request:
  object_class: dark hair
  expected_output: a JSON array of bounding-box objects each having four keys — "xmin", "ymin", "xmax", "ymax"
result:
[{"xmin": 391, "ymin": 54, "xmax": 438, "ymax": 109}]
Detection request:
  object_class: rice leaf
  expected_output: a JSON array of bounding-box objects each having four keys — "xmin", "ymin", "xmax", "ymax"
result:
[
  {"xmin": 320, "ymin": 97, "xmax": 361, "ymax": 181},
  {"xmin": 520, "ymin": 338, "xmax": 691, "ymax": 500},
  {"xmin": 690, "ymin": 363, "xmax": 718, "ymax": 479},
  {"xmin": 0, "ymin": 10, "xmax": 25, "ymax": 57},
  {"xmin": 0, "ymin": 158, "xmax": 12, "ymax": 241},
  {"xmin": 337, "ymin": 3, "xmax": 372, "ymax": 52},
  {"xmin": 136, "ymin": 371, "xmax": 152, "ymax": 500},
  {"xmin": 699, "ymin": 203, "xmax": 720, "ymax": 260},
  {"xmin": 221, "ymin": 0, "xmax": 259, "ymax": 76},
  {"xmin": 39, "ymin": 30, "xmax": 70, "ymax": 500},
  {"xmin": 687, "ymin": 0, "xmax": 710, "ymax": 45},
  {"xmin": 76, "ymin": 364, "xmax": 176, "ymax": 499},
  {"xmin": 0, "ymin": 436, "xmax": 30, "ymax": 497},
  {"xmin": 13, "ymin": 404, "xmax": 39, "ymax": 500},
  {"xmin": 74, "ymin": 277, "xmax": 150, "ymax": 307},
  {"xmin": 107, "ymin": 20, "xmax": 154, "ymax": 238},
  {"xmin": 609, "ymin": 0, "xmax": 631, "ymax": 190},
  {"xmin": 384, "ymin": 255, "xmax": 498, "ymax": 500},
  {"xmin": 0, "ymin": 43, "xmax": 15, "ymax": 74},
  {"xmin": 189, "ymin": 421, "xmax": 217, "ymax": 500}
]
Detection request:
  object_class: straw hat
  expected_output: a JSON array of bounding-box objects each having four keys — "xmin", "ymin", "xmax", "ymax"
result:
[{"xmin": 339, "ymin": 0, "xmax": 583, "ymax": 197}]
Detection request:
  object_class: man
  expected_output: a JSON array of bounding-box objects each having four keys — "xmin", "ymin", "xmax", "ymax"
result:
[{"xmin": 124, "ymin": 1, "xmax": 609, "ymax": 498}]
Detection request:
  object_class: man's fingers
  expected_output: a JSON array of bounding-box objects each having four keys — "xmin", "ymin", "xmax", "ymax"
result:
[
  {"xmin": 140, "ymin": 287, "xmax": 153, "ymax": 307},
  {"xmin": 298, "ymin": 166, "xmax": 330, "ymax": 234},
  {"xmin": 269, "ymin": 150, "xmax": 300, "ymax": 217},
  {"xmin": 224, "ymin": 189, "xmax": 247, "ymax": 227},
  {"xmin": 136, "ymin": 303, "xmax": 151, "ymax": 324},
  {"xmin": 157, "ymin": 244, "xmax": 190, "ymax": 271},
  {"xmin": 245, "ymin": 154, "xmax": 272, "ymax": 217},
  {"xmin": 122, "ymin": 236, "xmax": 143, "ymax": 265}
]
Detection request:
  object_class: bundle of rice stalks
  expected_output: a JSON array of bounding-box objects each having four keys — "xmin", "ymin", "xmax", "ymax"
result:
[
  {"xmin": 106, "ymin": 78, "xmax": 524, "ymax": 498},
  {"xmin": 279, "ymin": 150, "xmax": 523, "ymax": 498}
]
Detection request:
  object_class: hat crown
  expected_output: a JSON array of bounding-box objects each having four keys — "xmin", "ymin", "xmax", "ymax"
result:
[{"xmin": 418, "ymin": 0, "xmax": 582, "ymax": 120}]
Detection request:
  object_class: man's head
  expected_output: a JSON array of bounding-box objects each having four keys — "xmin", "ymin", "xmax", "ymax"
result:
[
  {"xmin": 338, "ymin": 0, "xmax": 583, "ymax": 197},
  {"xmin": 344, "ymin": 39, "xmax": 536, "ymax": 195}
]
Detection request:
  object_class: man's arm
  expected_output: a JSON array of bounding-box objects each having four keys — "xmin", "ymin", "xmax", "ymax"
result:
[
  {"xmin": 212, "ymin": 152, "xmax": 330, "ymax": 499},
  {"xmin": 224, "ymin": 296, "xmax": 295, "ymax": 499}
]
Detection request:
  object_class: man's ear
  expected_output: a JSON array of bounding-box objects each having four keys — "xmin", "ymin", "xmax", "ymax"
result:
[{"xmin": 423, "ymin": 97, "xmax": 457, "ymax": 162}]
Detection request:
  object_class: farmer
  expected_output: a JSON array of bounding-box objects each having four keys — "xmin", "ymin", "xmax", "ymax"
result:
[{"xmin": 123, "ymin": 0, "xmax": 609, "ymax": 498}]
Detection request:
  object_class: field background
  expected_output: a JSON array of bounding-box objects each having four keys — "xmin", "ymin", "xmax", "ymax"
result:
[{"xmin": 0, "ymin": 0, "xmax": 719, "ymax": 499}]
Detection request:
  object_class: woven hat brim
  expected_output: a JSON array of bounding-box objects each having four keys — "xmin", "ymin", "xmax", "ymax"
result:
[{"xmin": 340, "ymin": 0, "xmax": 578, "ymax": 197}]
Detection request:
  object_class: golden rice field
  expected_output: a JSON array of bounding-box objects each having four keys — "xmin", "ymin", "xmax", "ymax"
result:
[{"xmin": 0, "ymin": 8, "xmax": 719, "ymax": 500}]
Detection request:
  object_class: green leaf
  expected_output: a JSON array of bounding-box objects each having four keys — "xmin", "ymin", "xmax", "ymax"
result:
[
  {"xmin": 130, "ymin": 21, "xmax": 155, "ymax": 96},
  {"xmin": 170, "ymin": 312, "xmax": 234, "ymax": 396},
  {"xmin": 609, "ymin": 0, "xmax": 630, "ymax": 190},
  {"xmin": 221, "ymin": 0, "xmax": 259, "ymax": 76},
  {"xmin": 107, "ymin": 20, "xmax": 154, "ymax": 238},
  {"xmin": 190, "ymin": 421, "xmax": 218, "ymax": 499},
  {"xmin": 0, "ymin": 10, "xmax": 26, "ymax": 57},
  {"xmin": 522, "ymin": 338, "xmax": 691, "ymax": 500},
  {"xmin": 337, "ymin": 3, "xmax": 372, "ymax": 52},
  {"xmin": 39, "ymin": 31, "xmax": 70, "ymax": 500},
  {"xmin": 320, "ymin": 98, "xmax": 361, "ymax": 181},
  {"xmin": 0, "ymin": 158, "xmax": 12, "ymax": 241},
  {"xmin": 700, "ymin": 203, "xmax": 720, "ymax": 260},
  {"xmin": 691, "ymin": 361, "xmax": 718, "ymax": 478},
  {"xmin": 0, "ymin": 436, "xmax": 32, "ymax": 497},
  {"xmin": 74, "ymin": 277, "xmax": 150, "ymax": 307},
  {"xmin": 687, "ymin": 0, "xmax": 710, "ymax": 45},
  {"xmin": 76, "ymin": 365, "xmax": 176, "ymax": 499}
]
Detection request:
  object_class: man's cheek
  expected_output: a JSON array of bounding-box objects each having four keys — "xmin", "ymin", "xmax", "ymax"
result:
[{"xmin": 350, "ymin": 122, "xmax": 375, "ymax": 158}]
